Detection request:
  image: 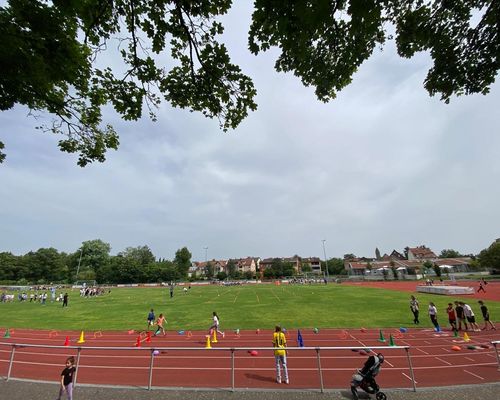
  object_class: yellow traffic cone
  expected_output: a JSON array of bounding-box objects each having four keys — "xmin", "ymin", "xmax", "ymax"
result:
[
  {"xmin": 212, "ymin": 329, "xmax": 218, "ymax": 343},
  {"xmin": 77, "ymin": 331, "xmax": 85, "ymax": 344},
  {"xmin": 463, "ymin": 332, "xmax": 470, "ymax": 342},
  {"xmin": 205, "ymin": 335, "xmax": 212, "ymax": 349}
]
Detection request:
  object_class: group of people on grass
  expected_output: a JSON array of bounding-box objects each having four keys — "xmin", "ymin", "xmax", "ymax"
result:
[{"xmin": 410, "ymin": 295, "xmax": 496, "ymax": 331}]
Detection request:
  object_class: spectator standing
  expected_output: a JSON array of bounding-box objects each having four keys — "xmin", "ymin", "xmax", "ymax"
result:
[
  {"xmin": 62, "ymin": 293, "xmax": 68, "ymax": 307},
  {"xmin": 410, "ymin": 295, "xmax": 420, "ymax": 324},
  {"xmin": 272, "ymin": 325, "xmax": 289, "ymax": 384}
]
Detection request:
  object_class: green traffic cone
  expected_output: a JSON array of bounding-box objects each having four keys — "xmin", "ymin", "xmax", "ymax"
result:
[
  {"xmin": 378, "ymin": 329, "xmax": 386, "ymax": 342},
  {"xmin": 389, "ymin": 334, "xmax": 396, "ymax": 346},
  {"xmin": 3, "ymin": 328, "xmax": 11, "ymax": 338}
]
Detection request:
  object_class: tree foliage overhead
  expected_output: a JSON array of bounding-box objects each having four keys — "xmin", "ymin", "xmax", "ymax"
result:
[
  {"xmin": 249, "ymin": 0, "xmax": 499, "ymax": 102},
  {"xmin": 1, "ymin": 1, "xmax": 498, "ymax": 165},
  {"xmin": 0, "ymin": 0, "xmax": 257, "ymax": 165}
]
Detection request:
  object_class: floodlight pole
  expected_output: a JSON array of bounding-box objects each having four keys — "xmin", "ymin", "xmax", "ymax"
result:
[
  {"xmin": 322, "ymin": 240, "xmax": 329, "ymax": 279},
  {"xmin": 204, "ymin": 246, "xmax": 208, "ymax": 263},
  {"xmin": 75, "ymin": 248, "xmax": 83, "ymax": 282}
]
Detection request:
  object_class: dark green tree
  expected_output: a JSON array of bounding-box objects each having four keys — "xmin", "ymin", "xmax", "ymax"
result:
[
  {"xmin": 375, "ymin": 247, "xmax": 381, "ymax": 260},
  {"xmin": 1, "ymin": 1, "xmax": 498, "ymax": 165},
  {"xmin": 77, "ymin": 239, "xmax": 112, "ymax": 279},
  {"xmin": 227, "ymin": 259, "xmax": 237, "ymax": 278},
  {"xmin": 478, "ymin": 241, "xmax": 500, "ymax": 270},
  {"xmin": 439, "ymin": 249, "xmax": 462, "ymax": 258},
  {"xmin": 174, "ymin": 247, "xmax": 192, "ymax": 278},
  {"xmin": 328, "ymin": 258, "xmax": 347, "ymax": 275}
]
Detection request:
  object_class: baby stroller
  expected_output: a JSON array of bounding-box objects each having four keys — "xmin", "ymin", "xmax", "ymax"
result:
[{"xmin": 350, "ymin": 353, "xmax": 387, "ymax": 400}]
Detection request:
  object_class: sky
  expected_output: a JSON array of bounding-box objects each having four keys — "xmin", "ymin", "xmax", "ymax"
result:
[{"xmin": 1, "ymin": 3, "xmax": 499, "ymax": 262}]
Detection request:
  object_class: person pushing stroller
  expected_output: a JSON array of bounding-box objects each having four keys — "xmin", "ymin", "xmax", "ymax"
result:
[{"xmin": 350, "ymin": 353, "xmax": 386, "ymax": 400}]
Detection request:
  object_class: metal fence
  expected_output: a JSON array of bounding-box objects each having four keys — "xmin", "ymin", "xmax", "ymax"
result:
[{"xmin": 1, "ymin": 342, "xmax": 416, "ymax": 392}]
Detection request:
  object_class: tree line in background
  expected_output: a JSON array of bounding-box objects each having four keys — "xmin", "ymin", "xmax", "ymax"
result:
[
  {"xmin": 1, "ymin": 239, "xmax": 499, "ymax": 285},
  {"xmin": 0, "ymin": 239, "xmax": 191, "ymax": 285}
]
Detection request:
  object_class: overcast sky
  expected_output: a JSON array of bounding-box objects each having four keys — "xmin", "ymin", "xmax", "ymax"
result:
[{"xmin": 1, "ymin": 3, "xmax": 499, "ymax": 262}]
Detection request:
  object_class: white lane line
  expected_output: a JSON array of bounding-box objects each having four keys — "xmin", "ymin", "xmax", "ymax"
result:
[
  {"xmin": 402, "ymin": 372, "xmax": 417, "ymax": 383},
  {"xmin": 435, "ymin": 357, "xmax": 452, "ymax": 366},
  {"xmin": 400, "ymin": 340, "xmax": 411, "ymax": 346},
  {"xmin": 415, "ymin": 347, "xmax": 430, "ymax": 355},
  {"xmin": 463, "ymin": 369, "xmax": 484, "ymax": 380},
  {"xmin": 464, "ymin": 357, "xmax": 475, "ymax": 362},
  {"xmin": 441, "ymin": 347, "xmax": 451, "ymax": 353},
  {"xmin": 424, "ymin": 340, "xmax": 432, "ymax": 344}
]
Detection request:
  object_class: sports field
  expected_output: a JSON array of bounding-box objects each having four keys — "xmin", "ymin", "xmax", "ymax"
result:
[{"xmin": 1, "ymin": 283, "xmax": 498, "ymax": 331}]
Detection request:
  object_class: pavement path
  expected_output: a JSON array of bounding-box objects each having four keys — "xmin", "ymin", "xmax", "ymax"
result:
[{"xmin": 1, "ymin": 379, "xmax": 499, "ymax": 400}]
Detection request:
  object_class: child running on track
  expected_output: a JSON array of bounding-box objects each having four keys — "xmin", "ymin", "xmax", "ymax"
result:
[
  {"xmin": 147, "ymin": 309, "xmax": 155, "ymax": 330},
  {"xmin": 56, "ymin": 356, "xmax": 76, "ymax": 400},
  {"xmin": 154, "ymin": 313, "xmax": 166, "ymax": 336},
  {"xmin": 209, "ymin": 311, "xmax": 225, "ymax": 338}
]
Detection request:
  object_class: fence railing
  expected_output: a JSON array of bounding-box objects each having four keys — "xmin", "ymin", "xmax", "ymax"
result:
[
  {"xmin": 0, "ymin": 342, "xmax": 417, "ymax": 392},
  {"xmin": 493, "ymin": 341, "xmax": 500, "ymax": 371}
]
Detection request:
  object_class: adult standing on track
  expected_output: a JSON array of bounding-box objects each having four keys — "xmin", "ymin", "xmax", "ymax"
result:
[
  {"xmin": 272, "ymin": 325, "xmax": 289, "ymax": 384},
  {"xmin": 428, "ymin": 302, "xmax": 440, "ymax": 331},
  {"xmin": 410, "ymin": 295, "xmax": 420, "ymax": 324}
]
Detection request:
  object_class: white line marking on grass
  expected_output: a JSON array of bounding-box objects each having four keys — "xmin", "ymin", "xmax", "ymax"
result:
[
  {"xmin": 463, "ymin": 369, "xmax": 484, "ymax": 380},
  {"xmin": 464, "ymin": 357, "xmax": 475, "ymax": 362},
  {"xmin": 415, "ymin": 348, "xmax": 430, "ymax": 355},
  {"xmin": 435, "ymin": 357, "xmax": 452, "ymax": 365},
  {"xmin": 402, "ymin": 372, "xmax": 417, "ymax": 383}
]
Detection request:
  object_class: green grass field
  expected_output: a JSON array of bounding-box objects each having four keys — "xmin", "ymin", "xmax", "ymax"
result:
[{"xmin": 1, "ymin": 284, "xmax": 498, "ymax": 331}]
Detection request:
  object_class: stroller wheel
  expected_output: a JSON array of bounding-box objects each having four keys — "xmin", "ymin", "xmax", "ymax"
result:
[{"xmin": 376, "ymin": 392, "xmax": 387, "ymax": 400}]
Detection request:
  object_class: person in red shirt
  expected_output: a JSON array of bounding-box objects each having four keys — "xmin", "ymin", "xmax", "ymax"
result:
[{"xmin": 446, "ymin": 303, "xmax": 457, "ymax": 331}]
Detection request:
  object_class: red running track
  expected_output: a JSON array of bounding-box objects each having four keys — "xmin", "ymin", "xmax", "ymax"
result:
[{"xmin": 1, "ymin": 327, "xmax": 499, "ymax": 390}]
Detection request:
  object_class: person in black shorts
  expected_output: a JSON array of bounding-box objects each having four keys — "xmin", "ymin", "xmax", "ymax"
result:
[
  {"xmin": 478, "ymin": 301, "xmax": 496, "ymax": 330},
  {"xmin": 454, "ymin": 301, "xmax": 467, "ymax": 331}
]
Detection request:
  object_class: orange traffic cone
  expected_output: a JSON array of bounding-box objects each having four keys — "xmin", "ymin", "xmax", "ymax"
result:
[
  {"xmin": 146, "ymin": 331, "xmax": 152, "ymax": 343},
  {"xmin": 63, "ymin": 336, "xmax": 70, "ymax": 346}
]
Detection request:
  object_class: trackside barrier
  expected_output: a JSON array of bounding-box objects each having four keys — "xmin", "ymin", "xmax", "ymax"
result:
[
  {"xmin": 493, "ymin": 341, "xmax": 500, "ymax": 371},
  {"xmin": 0, "ymin": 342, "xmax": 415, "ymax": 392}
]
